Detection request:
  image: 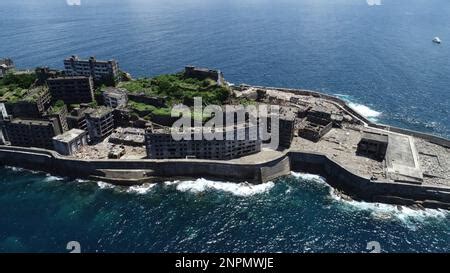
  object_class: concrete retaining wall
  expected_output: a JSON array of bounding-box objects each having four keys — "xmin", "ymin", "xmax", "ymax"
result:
[
  {"xmin": 255, "ymin": 86, "xmax": 450, "ymax": 147},
  {"xmin": 289, "ymin": 151, "xmax": 450, "ymax": 209},
  {"xmin": 0, "ymin": 145, "xmax": 290, "ymax": 185},
  {"xmin": 1, "ymin": 147, "xmax": 450, "ymax": 209}
]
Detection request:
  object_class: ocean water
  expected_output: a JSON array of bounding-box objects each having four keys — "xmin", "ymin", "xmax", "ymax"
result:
[
  {"xmin": 0, "ymin": 0, "xmax": 449, "ymax": 252},
  {"xmin": 0, "ymin": 167, "xmax": 449, "ymax": 253}
]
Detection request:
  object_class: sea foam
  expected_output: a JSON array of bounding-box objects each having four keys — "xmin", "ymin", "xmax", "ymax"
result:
[
  {"xmin": 290, "ymin": 172, "xmax": 449, "ymax": 228},
  {"xmin": 43, "ymin": 174, "xmax": 65, "ymax": 182},
  {"xmin": 348, "ymin": 102, "xmax": 382, "ymax": 121},
  {"xmin": 334, "ymin": 94, "xmax": 382, "ymax": 122},
  {"xmin": 167, "ymin": 178, "xmax": 275, "ymax": 197},
  {"xmin": 126, "ymin": 183, "xmax": 157, "ymax": 194},
  {"xmin": 96, "ymin": 181, "xmax": 115, "ymax": 190}
]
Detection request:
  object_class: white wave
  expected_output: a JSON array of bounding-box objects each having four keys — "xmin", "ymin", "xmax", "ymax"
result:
[
  {"xmin": 75, "ymin": 178, "xmax": 90, "ymax": 183},
  {"xmin": 164, "ymin": 181, "xmax": 179, "ymax": 186},
  {"xmin": 3, "ymin": 165, "xmax": 41, "ymax": 174},
  {"xmin": 43, "ymin": 174, "xmax": 65, "ymax": 182},
  {"xmin": 290, "ymin": 172, "xmax": 448, "ymax": 228},
  {"xmin": 126, "ymin": 183, "xmax": 157, "ymax": 194},
  {"xmin": 331, "ymin": 189, "xmax": 448, "ymax": 228},
  {"xmin": 168, "ymin": 178, "xmax": 274, "ymax": 197},
  {"xmin": 96, "ymin": 181, "xmax": 115, "ymax": 190},
  {"xmin": 290, "ymin": 172, "xmax": 327, "ymax": 184},
  {"xmin": 348, "ymin": 102, "xmax": 381, "ymax": 121},
  {"xmin": 333, "ymin": 94, "xmax": 382, "ymax": 122},
  {"xmin": 4, "ymin": 166, "xmax": 23, "ymax": 172}
]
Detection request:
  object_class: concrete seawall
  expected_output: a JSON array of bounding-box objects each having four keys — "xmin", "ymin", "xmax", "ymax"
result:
[
  {"xmin": 253, "ymin": 86, "xmax": 450, "ymax": 147},
  {"xmin": 1, "ymin": 145, "xmax": 449, "ymax": 209},
  {"xmin": 0, "ymin": 145, "xmax": 291, "ymax": 185},
  {"xmin": 289, "ymin": 151, "xmax": 450, "ymax": 209}
]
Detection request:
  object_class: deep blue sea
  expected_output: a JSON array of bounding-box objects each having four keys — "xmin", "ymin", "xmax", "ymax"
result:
[{"xmin": 0, "ymin": 0, "xmax": 449, "ymax": 253}]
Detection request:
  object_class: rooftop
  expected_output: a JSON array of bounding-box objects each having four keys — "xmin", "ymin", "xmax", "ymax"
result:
[
  {"xmin": 65, "ymin": 55, "xmax": 116, "ymax": 64},
  {"xmin": 103, "ymin": 87, "xmax": 127, "ymax": 97},
  {"xmin": 0, "ymin": 85, "xmax": 48, "ymax": 103},
  {"xmin": 10, "ymin": 118, "xmax": 53, "ymax": 126},
  {"xmin": 53, "ymin": 129, "xmax": 86, "ymax": 143},
  {"xmin": 47, "ymin": 76, "xmax": 92, "ymax": 81},
  {"xmin": 361, "ymin": 132, "xmax": 389, "ymax": 143},
  {"xmin": 84, "ymin": 106, "xmax": 113, "ymax": 119}
]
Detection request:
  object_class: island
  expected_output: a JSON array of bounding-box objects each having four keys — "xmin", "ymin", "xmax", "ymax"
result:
[{"xmin": 0, "ymin": 56, "xmax": 449, "ymax": 209}]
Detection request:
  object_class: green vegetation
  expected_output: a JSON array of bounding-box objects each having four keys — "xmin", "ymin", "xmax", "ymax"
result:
[
  {"xmin": 0, "ymin": 73, "xmax": 36, "ymax": 89},
  {"xmin": 128, "ymin": 99, "xmax": 172, "ymax": 118},
  {"xmin": 54, "ymin": 100, "xmax": 65, "ymax": 108},
  {"xmin": 118, "ymin": 73, "xmax": 230, "ymax": 106},
  {"xmin": 234, "ymin": 97, "xmax": 257, "ymax": 106},
  {"xmin": 0, "ymin": 72, "xmax": 37, "ymax": 103},
  {"xmin": 88, "ymin": 101, "xmax": 98, "ymax": 108},
  {"xmin": 48, "ymin": 100, "xmax": 66, "ymax": 114},
  {"xmin": 128, "ymin": 100, "xmax": 156, "ymax": 112},
  {"xmin": 120, "ymin": 72, "xmax": 230, "ymax": 123}
]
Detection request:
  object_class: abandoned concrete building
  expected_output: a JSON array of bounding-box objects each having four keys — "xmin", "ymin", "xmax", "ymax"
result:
[
  {"xmin": 47, "ymin": 76, "xmax": 95, "ymax": 105},
  {"xmin": 108, "ymin": 145, "xmax": 126, "ymax": 159},
  {"xmin": 298, "ymin": 105, "xmax": 336, "ymax": 142},
  {"xmin": 84, "ymin": 106, "xmax": 115, "ymax": 142},
  {"xmin": 4, "ymin": 117, "xmax": 62, "ymax": 149},
  {"xmin": 2, "ymin": 86, "xmax": 52, "ymax": 118},
  {"xmin": 66, "ymin": 107, "xmax": 88, "ymax": 130},
  {"xmin": 64, "ymin": 56, "xmax": 120, "ymax": 85},
  {"xmin": 299, "ymin": 115, "xmax": 333, "ymax": 142},
  {"xmin": 127, "ymin": 93, "xmax": 167, "ymax": 108},
  {"xmin": 35, "ymin": 67, "xmax": 63, "ymax": 84},
  {"xmin": 52, "ymin": 128, "xmax": 88, "ymax": 156},
  {"xmin": 145, "ymin": 125, "xmax": 261, "ymax": 160},
  {"xmin": 279, "ymin": 107, "xmax": 297, "ymax": 148},
  {"xmin": 184, "ymin": 66, "xmax": 224, "ymax": 86},
  {"xmin": 43, "ymin": 104, "xmax": 69, "ymax": 133},
  {"xmin": 0, "ymin": 58, "xmax": 15, "ymax": 78},
  {"xmin": 103, "ymin": 87, "xmax": 128, "ymax": 108},
  {"xmin": 357, "ymin": 132, "xmax": 389, "ymax": 161},
  {"xmin": 109, "ymin": 127, "xmax": 145, "ymax": 146}
]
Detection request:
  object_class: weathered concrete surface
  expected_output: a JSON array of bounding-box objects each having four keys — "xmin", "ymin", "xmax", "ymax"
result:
[
  {"xmin": 1, "ymin": 145, "xmax": 449, "ymax": 209},
  {"xmin": 1, "ymin": 87, "xmax": 449, "ymax": 209},
  {"xmin": 386, "ymin": 134, "xmax": 423, "ymax": 183},
  {"xmin": 289, "ymin": 151, "xmax": 450, "ymax": 209},
  {"xmin": 0, "ymin": 145, "xmax": 291, "ymax": 185}
]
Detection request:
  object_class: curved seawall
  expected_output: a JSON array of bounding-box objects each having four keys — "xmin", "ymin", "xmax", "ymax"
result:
[
  {"xmin": 289, "ymin": 151, "xmax": 450, "ymax": 209},
  {"xmin": 0, "ymin": 145, "xmax": 449, "ymax": 209},
  {"xmin": 254, "ymin": 86, "xmax": 450, "ymax": 148},
  {"xmin": 0, "ymin": 145, "xmax": 291, "ymax": 185}
]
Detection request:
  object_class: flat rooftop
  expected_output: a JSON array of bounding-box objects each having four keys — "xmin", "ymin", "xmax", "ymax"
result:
[
  {"xmin": 103, "ymin": 87, "xmax": 127, "ymax": 96},
  {"xmin": 47, "ymin": 76, "xmax": 91, "ymax": 81},
  {"xmin": 84, "ymin": 106, "xmax": 113, "ymax": 119},
  {"xmin": 10, "ymin": 118, "xmax": 53, "ymax": 126},
  {"xmin": 53, "ymin": 129, "xmax": 86, "ymax": 143},
  {"xmin": 361, "ymin": 132, "xmax": 388, "ymax": 143}
]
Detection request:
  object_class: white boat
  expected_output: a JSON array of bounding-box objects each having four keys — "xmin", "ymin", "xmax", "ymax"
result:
[{"xmin": 433, "ymin": 37, "xmax": 441, "ymax": 44}]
